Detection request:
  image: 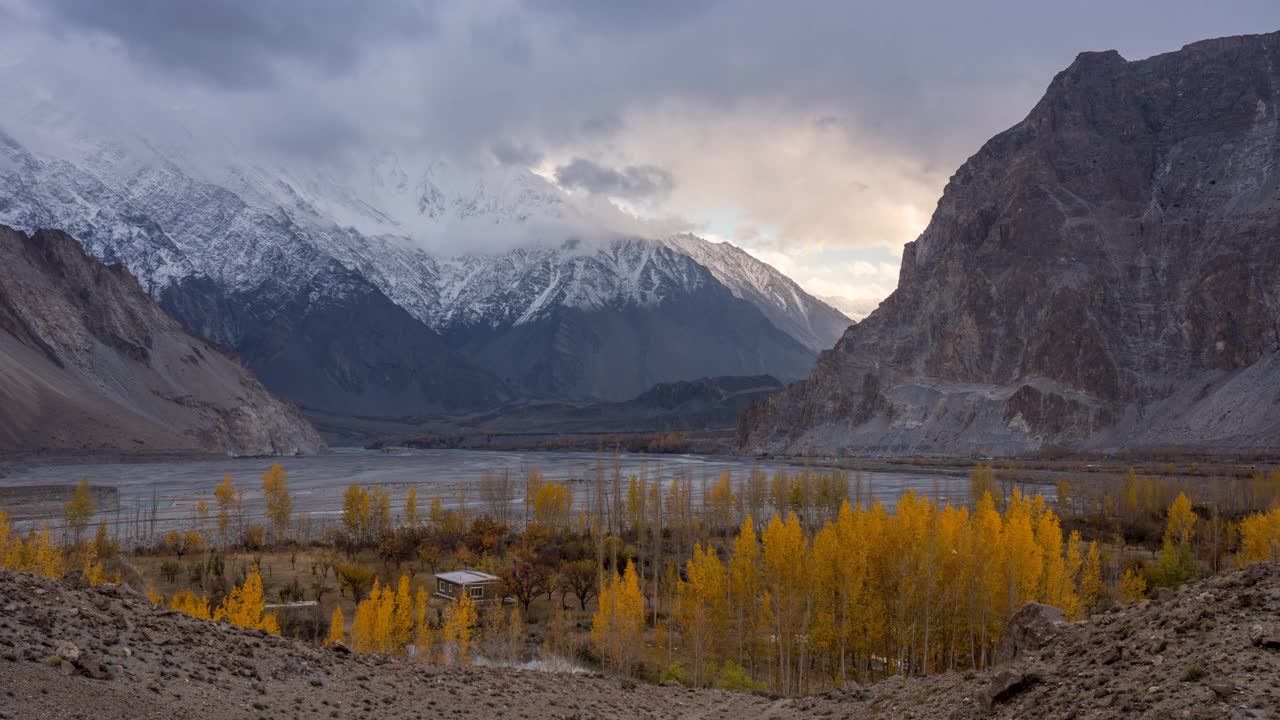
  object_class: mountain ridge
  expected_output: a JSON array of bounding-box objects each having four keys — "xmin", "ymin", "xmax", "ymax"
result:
[
  {"xmin": 740, "ymin": 30, "xmax": 1280, "ymax": 456},
  {"xmin": 0, "ymin": 123, "xmax": 830, "ymax": 408},
  {"xmin": 0, "ymin": 224, "xmax": 325, "ymax": 456}
]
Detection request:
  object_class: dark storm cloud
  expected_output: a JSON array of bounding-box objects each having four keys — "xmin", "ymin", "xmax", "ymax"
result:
[
  {"xmin": 555, "ymin": 158, "xmax": 674, "ymax": 199},
  {"xmin": 42, "ymin": 0, "xmax": 434, "ymax": 88},
  {"xmin": 526, "ymin": 0, "xmax": 719, "ymax": 33}
]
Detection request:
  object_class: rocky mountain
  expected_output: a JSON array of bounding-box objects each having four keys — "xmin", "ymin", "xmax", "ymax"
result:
[
  {"xmin": 662, "ymin": 233, "xmax": 852, "ymax": 352},
  {"xmin": 5, "ymin": 562, "xmax": 1279, "ymax": 719},
  {"xmin": 0, "ymin": 119, "xmax": 822, "ymax": 408},
  {"xmin": 740, "ymin": 31, "xmax": 1280, "ymax": 456},
  {"xmin": 0, "ymin": 133, "xmax": 515, "ymax": 417},
  {"xmin": 0, "ymin": 225, "xmax": 324, "ymax": 456}
]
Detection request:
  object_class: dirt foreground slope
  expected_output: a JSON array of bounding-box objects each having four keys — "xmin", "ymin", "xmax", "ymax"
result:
[{"xmin": 1, "ymin": 565, "xmax": 1278, "ymax": 720}]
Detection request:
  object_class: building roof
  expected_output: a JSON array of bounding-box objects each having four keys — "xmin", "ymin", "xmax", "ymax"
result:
[{"xmin": 436, "ymin": 570, "xmax": 500, "ymax": 584}]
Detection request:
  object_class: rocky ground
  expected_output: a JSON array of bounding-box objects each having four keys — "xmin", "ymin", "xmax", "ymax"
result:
[{"xmin": 1, "ymin": 564, "xmax": 1278, "ymax": 720}]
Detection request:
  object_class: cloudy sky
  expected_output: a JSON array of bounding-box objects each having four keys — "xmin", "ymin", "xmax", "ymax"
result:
[{"xmin": 2, "ymin": 1, "xmax": 1278, "ymax": 316}]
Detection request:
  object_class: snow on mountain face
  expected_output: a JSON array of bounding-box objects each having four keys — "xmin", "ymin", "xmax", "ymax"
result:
[
  {"xmin": 662, "ymin": 233, "xmax": 853, "ymax": 352},
  {"xmin": 0, "ymin": 119, "xmax": 832, "ymax": 404}
]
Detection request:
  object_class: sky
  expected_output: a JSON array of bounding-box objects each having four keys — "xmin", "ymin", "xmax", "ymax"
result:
[{"xmin": 2, "ymin": 1, "xmax": 1279, "ymax": 317}]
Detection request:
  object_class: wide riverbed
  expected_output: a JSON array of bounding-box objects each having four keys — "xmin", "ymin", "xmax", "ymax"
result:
[{"xmin": 0, "ymin": 448, "xmax": 1029, "ymax": 534}]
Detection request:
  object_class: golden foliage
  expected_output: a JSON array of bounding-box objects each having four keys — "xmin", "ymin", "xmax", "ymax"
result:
[
  {"xmin": 592, "ymin": 560, "xmax": 644, "ymax": 675},
  {"xmin": 64, "ymin": 478, "xmax": 96, "ymax": 546},
  {"xmin": 216, "ymin": 566, "xmax": 279, "ymax": 634},
  {"xmin": 442, "ymin": 592, "xmax": 478, "ymax": 664},
  {"xmin": 326, "ymin": 606, "xmax": 345, "ymax": 646},
  {"xmin": 261, "ymin": 463, "xmax": 292, "ymax": 544}
]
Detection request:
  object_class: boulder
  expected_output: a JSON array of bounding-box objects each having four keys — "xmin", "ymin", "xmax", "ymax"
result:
[
  {"xmin": 997, "ymin": 602, "xmax": 1066, "ymax": 663},
  {"xmin": 985, "ymin": 668, "xmax": 1041, "ymax": 708}
]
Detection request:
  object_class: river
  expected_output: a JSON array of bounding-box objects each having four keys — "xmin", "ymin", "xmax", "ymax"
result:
[{"xmin": 0, "ymin": 448, "xmax": 1047, "ymax": 536}]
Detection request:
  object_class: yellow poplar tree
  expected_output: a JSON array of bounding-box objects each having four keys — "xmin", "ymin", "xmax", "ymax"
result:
[
  {"xmin": 442, "ymin": 592, "xmax": 478, "ymax": 664},
  {"xmin": 761, "ymin": 512, "xmax": 808, "ymax": 695},
  {"xmin": 170, "ymin": 590, "xmax": 213, "ymax": 620},
  {"xmin": 261, "ymin": 464, "xmax": 292, "ymax": 544},
  {"xmin": 728, "ymin": 517, "xmax": 762, "ymax": 668},
  {"xmin": 1238, "ymin": 508, "xmax": 1280, "ymax": 565},
  {"xmin": 591, "ymin": 560, "xmax": 644, "ymax": 675},
  {"xmin": 1078, "ymin": 541, "xmax": 1103, "ymax": 614},
  {"xmin": 404, "ymin": 486, "xmax": 420, "ymax": 526},
  {"xmin": 1159, "ymin": 492, "xmax": 1197, "ymax": 586},
  {"xmin": 214, "ymin": 475, "xmax": 237, "ymax": 548},
  {"xmin": 64, "ymin": 478, "xmax": 96, "ymax": 547},
  {"xmin": 327, "ymin": 606, "xmax": 345, "ymax": 645},
  {"xmin": 342, "ymin": 482, "xmax": 371, "ymax": 540},
  {"xmin": 218, "ymin": 566, "xmax": 279, "ymax": 634},
  {"xmin": 1119, "ymin": 567, "xmax": 1148, "ymax": 602},
  {"xmin": 675, "ymin": 543, "xmax": 728, "ymax": 686}
]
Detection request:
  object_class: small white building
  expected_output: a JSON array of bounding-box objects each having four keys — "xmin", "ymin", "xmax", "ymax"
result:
[{"xmin": 434, "ymin": 570, "xmax": 501, "ymax": 602}]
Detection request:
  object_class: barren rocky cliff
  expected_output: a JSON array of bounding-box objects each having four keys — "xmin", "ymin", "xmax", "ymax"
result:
[
  {"xmin": 740, "ymin": 32, "xmax": 1280, "ymax": 456},
  {"xmin": 0, "ymin": 225, "xmax": 325, "ymax": 456},
  {"xmin": 2, "ymin": 564, "xmax": 1278, "ymax": 719}
]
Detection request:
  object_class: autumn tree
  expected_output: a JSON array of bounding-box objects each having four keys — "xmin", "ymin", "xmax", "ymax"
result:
[
  {"xmin": 1119, "ymin": 566, "xmax": 1148, "ymax": 603},
  {"xmin": 342, "ymin": 481, "xmax": 371, "ymax": 542},
  {"xmin": 336, "ymin": 563, "xmax": 376, "ymax": 602},
  {"xmin": 261, "ymin": 463, "xmax": 292, "ymax": 545},
  {"xmin": 1078, "ymin": 541, "xmax": 1104, "ymax": 615},
  {"xmin": 502, "ymin": 556, "xmax": 552, "ymax": 614},
  {"xmin": 761, "ymin": 513, "xmax": 808, "ymax": 695},
  {"xmin": 404, "ymin": 486, "xmax": 419, "ymax": 526},
  {"xmin": 559, "ymin": 558, "xmax": 598, "ymax": 610},
  {"xmin": 214, "ymin": 475, "xmax": 238, "ymax": 548},
  {"xmin": 1238, "ymin": 508, "xmax": 1280, "ymax": 564},
  {"xmin": 64, "ymin": 478, "xmax": 95, "ymax": 547},
  {"xmin": 675, "ymin": 543, "xmax": 728, "ymax": 686},
  {"xmin": 442, "ymin": 593, "xmax": 478, "ymax": 664},
  {"xmin": 170, "ymin": 590, "xmax": 213, "ymax": 621},
  {"xmin": 727, "ymin": 516, "xmax": 763, "ymax": 671},
  {"xmin": 315, "ymin": 607, "xmax": 339, "ymax": 648},
  {"xmin": 1158, "ymin": 492, "xmax": 1197, "ymax": 586},
  {"xmin": 592, "ymin": 560, "xmax": 644, "ymax": 676},
  {"xmin": 217, "ymin": 566, "xmax": 279, "ymax": 634}
]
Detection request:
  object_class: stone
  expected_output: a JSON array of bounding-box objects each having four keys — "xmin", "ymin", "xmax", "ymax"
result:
[
  {"xmin": 1247, "ymin": 625, "xmax": 1264, "ymax": 647},
  {"xmin": 54, "ymin": 641, "xmax": 80, "ymax": 663},
  {"xmin": 1099, "ymin": 646, "xmax": 1121, "ymax": 665},
  {"xmin": 997, "ymin": 602, "xmax": 1067, "ymax": 663},
  {"xmin": 985, "ymin": 668, "xmax": 1040, "ymax": 708}
]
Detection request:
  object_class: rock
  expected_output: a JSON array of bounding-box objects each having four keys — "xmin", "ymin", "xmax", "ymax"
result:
[
  {"xmin": 739, "ymin": 32, "xmax": 1280, "ymax": 456},
  {"xmin": 997, "ymin": 602, "xmax": 1066, "ymax": 663},
  {"xmin": 330, "ymin": 641, "xmax": 351, "ymax": 655},
  {"xmin": 1099, "ymin": 646, "xmax": 1121, "ymax": 665},
  {"xmin": 54, "ymin": 641, "xmax": 80, "ymax": 663},
  {"xmin": 985, "ymin": 668, "xmax": 1041, "ymax": 708},
  {"xmin": 1209, "ymin": 684, "xmax": 1235, "ymax": 699},
  {"xmin": 1247, "ymin": 625, "xmax": 1264, "ymax": 647}
]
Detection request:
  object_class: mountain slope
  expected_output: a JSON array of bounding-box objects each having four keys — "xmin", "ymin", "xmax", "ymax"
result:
[
  {"xmin": 0, "ymin": 96, "xmax": 834, "ymax": 409},
  {"xmin": 435, "ymin": 238, "xmax": 815, "ymax": 399},
  {"xmin": 740, "ymin": 31, "xmax": 1280, "ymax": 456},
  {"xmin": 4, "ymin": 563, "xmax": 1279, "ymax": 719},
  {"xmin": 662, "ymin": 233, "xmax": 852, "ymax": 352},
  {"xmin": 0, "ymin": 134, "xmax": 513, "ymax": 417},
  {"xmin": 0, "ymin": 225, "xmax": 324, "ymax": 455}
]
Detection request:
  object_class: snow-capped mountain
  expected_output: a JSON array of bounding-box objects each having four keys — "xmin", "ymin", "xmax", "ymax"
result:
[
  {"xmin": 0, "ymin": 113, "xmax": 831, "ymax": 406},
  {"xmin": 662, "ymin": 234, "xmax": 852, "ymax": 352}
]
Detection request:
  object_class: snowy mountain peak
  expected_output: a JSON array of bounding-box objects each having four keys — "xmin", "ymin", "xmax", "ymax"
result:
[{"xmin": 662, "ymin": 233, "xmax": 852, "ymax": 352}]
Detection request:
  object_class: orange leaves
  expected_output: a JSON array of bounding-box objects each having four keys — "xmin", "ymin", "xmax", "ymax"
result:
[{"xmin": 216, "ymin": 566, "xmax": 279, "ymax": 635}]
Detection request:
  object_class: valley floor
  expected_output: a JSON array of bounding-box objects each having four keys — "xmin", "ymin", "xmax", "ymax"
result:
[{"xmin": 2, "ymin": 564, "xmax": 1278, "ymax": 720}]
